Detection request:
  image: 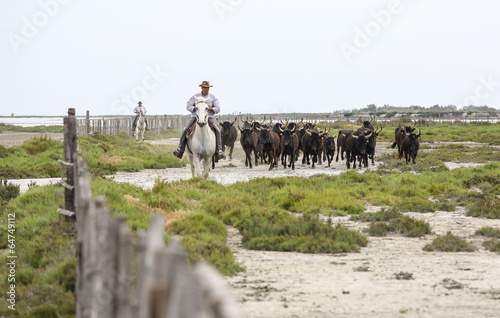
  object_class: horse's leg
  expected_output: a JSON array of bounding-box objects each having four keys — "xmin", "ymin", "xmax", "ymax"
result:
[
  {"xmin": 194, "ymin": 155, "xmax": 203, "ymax": 177},
  {"xmin": 188, "ymin": 154, "xmax": 195, "ymax": 178},
  {"xmin": 203, "ymin": 158, "xmax": 211, "ymax": 179}
]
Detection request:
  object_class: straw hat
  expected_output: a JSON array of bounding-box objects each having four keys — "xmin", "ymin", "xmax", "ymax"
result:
[{"xmin": 199, "ymin": 81, "xmax": 213, "ymax": 88}]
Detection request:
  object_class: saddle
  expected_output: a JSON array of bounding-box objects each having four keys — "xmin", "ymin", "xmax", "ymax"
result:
[{"xmin": 186, "ymin": 121, "xmax": 217, "ymax": 139}]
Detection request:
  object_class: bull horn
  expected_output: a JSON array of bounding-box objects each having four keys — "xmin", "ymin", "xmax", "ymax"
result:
[
  {"xmin": 377, "ymin": 125, "xmax": 383, "ymax": 133},
  {"xmin": 279, "ymin": 126, "xmax": 284, "ymax": 132},
  {"xmin": 313, "ymin": 120, "xmax": 317, "ymax": 126},
  {"xmin": 359, "ymin": 117, "xmax": 363, "ymax": 123},
  {"xmin": 238, "ymin": 125, "xmax": 242, "ymax": 132},
  {"xmin": 411, "ymin": 123, "xmax": 416, "ymax": 129},
  {"xmin": 365, "ymin": 132, "xmax": 372, "ymax": 139},
  {"xmin": 255, "ymin": 126, "xmax": 262, "ymax": 131},
  {"xmin": 306, "ymin": 129, "xmax": 312, "ymax": 136},
  {"xmin": 230, "ymin": 118, "xmax": 237, "ymax": 125},
  {"xmin": 352, "ymin": 134, "xmax": 359, "ymax": 139},
  {"xmin": 370, "ymin": 116, "xmax": 373, "ymax": 123}
]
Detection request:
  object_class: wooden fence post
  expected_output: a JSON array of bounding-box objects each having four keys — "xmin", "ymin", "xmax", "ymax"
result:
[
  {"xmin": 62, "ymin": 108, "xmax": 78, "ymax": 219},
  {"xmin": 86, "ymin": 110, "xmax": 90, "ymax": 135},
  {"xmin": 115, "ymin": 217, "xmax": 133, "ymax": 318},
  {"xmin": 137, "ymin": 215, "xmax": 165, "ymax": 318}
]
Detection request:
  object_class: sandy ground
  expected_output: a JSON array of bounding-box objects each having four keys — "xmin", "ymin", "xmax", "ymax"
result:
[{"xmin": 3, "ymin": 132, "xmax": 500, "ymax": 317}]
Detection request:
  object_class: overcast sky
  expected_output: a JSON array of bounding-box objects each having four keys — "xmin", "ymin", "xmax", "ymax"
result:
[{"xmin": 1, "ymin": 0, "xmax": 500, "ymax": 116}]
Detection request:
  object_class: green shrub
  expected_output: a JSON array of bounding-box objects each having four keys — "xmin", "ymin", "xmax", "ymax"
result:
[
  {"xmin": 464, "ymin": 192, "xmax": 500, "ymax": 219},
  {"xmin": 483, "ymin": 239, "xmax": 500, "ymax": 253},
  {"xmin": 0, "ymin": 179, "xmax": 20, "ymax": 203},
  {"xmin": 353, "ymin": 208, "xmax": 431, "ymax": 237},
  {"xmin": 475, "ymin": 227, "xmax": 500, "ymax": 238},
  {"xmin": 423, "ymin": 232, "xmax": 475, "ymax": 252},
  {"xmin": 23, "ymin": 136, "xmax": 58, "ymax": 155},
  {"xmin": 367, "ymin": 222, "xmax": 392, "ymax": 236},
  {"xmin": 0, "ymin": 144, "xmax": 7, "ymax": 158},
  {"xmin": 28, "ymin": 303, "xmax": 59, "ymax": 318}
]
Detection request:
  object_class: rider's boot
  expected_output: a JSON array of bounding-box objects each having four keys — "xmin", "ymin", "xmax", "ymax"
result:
[
  {"xmin": 215, "ymin": 144, "xmax": 226, "ymax": 161},
  {"xmin": 173, "ymin": 130, "xmax": 188, "ymax": 159}
]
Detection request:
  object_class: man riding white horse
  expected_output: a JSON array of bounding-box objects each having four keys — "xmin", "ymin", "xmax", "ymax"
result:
[
  {"xmin": 173, "ymin": 81, "xmax": 226, "ymax": 160},
  {"xmin": 132, "ymin": 101, "xmax": 147, "ymax": 131}
]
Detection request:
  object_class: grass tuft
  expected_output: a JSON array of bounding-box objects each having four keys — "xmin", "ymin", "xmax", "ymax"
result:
[
  {"xmin": 423, "ymin": 232, "xmax": 475, "ymax": 252},
  {"xmin": 483, "ymin": 239, "xmax": 500, "ymax": 253},
  {"xmin": 352, "ymin": 208, "xmax": 431, "ymax": 237}
]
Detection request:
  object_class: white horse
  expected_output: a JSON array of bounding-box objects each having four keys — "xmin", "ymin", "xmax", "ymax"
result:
[
  {"xmin": 186, "ymin": 96, "xmax": 216, "ymax": 178},
  {"xmin": 134, "ymin": 107, "xmax": 146, "ymax": 142}
]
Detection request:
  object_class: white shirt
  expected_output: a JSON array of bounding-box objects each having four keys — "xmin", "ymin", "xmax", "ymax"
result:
[
  {"xmin": 186, "ymin": 93, "xmax": 220, "ymax": 118},
  {"xmin": 134, "ymin": 106, "xmax": 147, "ymax": 114}
]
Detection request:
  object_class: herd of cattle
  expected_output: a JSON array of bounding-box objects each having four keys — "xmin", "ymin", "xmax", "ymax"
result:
[{"xmin": 217, "ymin": 117, "xmax": 421, "ymax": 170}]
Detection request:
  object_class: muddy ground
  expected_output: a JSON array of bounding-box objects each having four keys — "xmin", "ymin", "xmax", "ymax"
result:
[{"xmin": 3, "ymin": 132, "xmax": 500, "ymax": 317}]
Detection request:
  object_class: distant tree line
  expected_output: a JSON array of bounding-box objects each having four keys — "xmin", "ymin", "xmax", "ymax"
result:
[{"xmin": 338, "ymin": 104, "xmax": 498, "ymax": 114}]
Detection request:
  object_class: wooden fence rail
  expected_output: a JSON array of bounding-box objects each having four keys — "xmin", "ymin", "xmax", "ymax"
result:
[
  {"xmin": 76, "ymin": 112, "xmax": 192, "ymax": 136},
  {"xmin": 60, "ymin": 109, "xmax": 244, "ymax": 318}
]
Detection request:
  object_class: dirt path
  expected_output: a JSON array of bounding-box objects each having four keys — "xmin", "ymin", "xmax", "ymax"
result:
[
  {"xmin": 4, "ymin": 133, "xmax": 500, "ymax": 317},
  {"xmin": 0, "ymin": 131, "xmax": 64, "ymax": 147}
]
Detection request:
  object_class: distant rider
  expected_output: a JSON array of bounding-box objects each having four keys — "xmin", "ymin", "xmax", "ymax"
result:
[{"xmin": 132, "ymin": 101, "xmax": 147, "ymax": 131}]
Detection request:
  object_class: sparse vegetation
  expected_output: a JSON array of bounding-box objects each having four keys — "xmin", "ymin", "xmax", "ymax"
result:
[
  {"xmin": 475, "ymin": 227, "xmax": 500, "ymax": 253},
  {"xmin": 423, "ymin": 232, "xmax": 475, "ymax": 252},
  {"xmin": 475, "ymin": 226, "xmax": 500, "ymax": 238},
  {"xmin": 351, "ymin": 208, "xmax": 431, "ymax": 237},
  {"xmin": 0, "ymin": 179, "xmax": 20, "ymax": 205},
  {"xmin": 482, "ymin": 239, "xmax": 500, "ymax": 253}
]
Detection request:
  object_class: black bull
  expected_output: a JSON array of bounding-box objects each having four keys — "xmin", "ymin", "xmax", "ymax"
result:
[
  {"xmin": 239, "ymin": 128, "xmax": 259, "ymax": 168},
  {"xmin": 345, "ymin": 129, "xmax": 372, "ymax": 169},
  {"xmin": 220, "ymin": 119, "xmax": 238, "ymax": 160},
  {"xmin": 256, "ymin": 127, "xmax": 280, "ymax": 170},
  {"xmin": 280, "ymin": 127, "xmax": 299, "ymax": 170},
  {"xmin": 321, "ymin": 134, "xmax": 336, "ymax": 167},
  {"xmin": 401, "ymin": 129, "xmax": 421, "ymax": 164},
  {"xmin": 301, "ymin": 129, "xmax": 325, "ymax": 169},
  {"xmin": 391, "ymin": 124, "xmax": 416, "ymax": 159}
]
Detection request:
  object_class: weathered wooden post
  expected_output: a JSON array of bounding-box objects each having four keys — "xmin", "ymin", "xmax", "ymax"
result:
[
  {"xmin": 61, "ymin": 108, "xmax": 78, "ymax": 220},
  {"xmin": 86, "ymin": 110, "xmax": 90, "ymax": 135}
]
